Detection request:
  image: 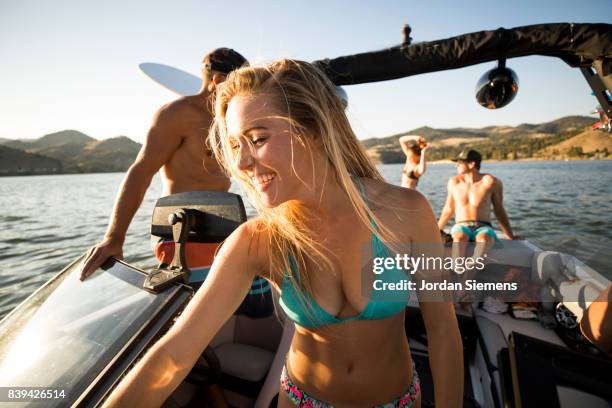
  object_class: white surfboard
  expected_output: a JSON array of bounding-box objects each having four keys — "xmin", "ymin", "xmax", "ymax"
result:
[
  {"xmin": 139, "ymin": 61, "xmax": 349, "ymax": 107},
  {"xmin": 139, "ymin": 63, "xmax": 201, "ymax": 96}
]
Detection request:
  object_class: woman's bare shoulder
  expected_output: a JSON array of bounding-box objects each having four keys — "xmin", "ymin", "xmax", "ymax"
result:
[
  {"xmin": 223, "ymin": 217, "xmax": 270, "ymax": 274},
  {"xmin": 362, "ymin": 178, "xmax": 436, "ymax": 241},
  {"xmin": 362, "ymin": 178, "xmax": 430, "ymax": 212}
]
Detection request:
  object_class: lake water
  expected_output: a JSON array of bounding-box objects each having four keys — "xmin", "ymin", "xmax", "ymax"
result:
[{"xmin": 1, "ymin": 160, "xmax": 611, "ymax": 319}]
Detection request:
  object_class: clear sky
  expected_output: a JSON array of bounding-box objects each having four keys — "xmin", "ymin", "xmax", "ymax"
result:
[{"xmin": 1, "ymin": 0, "xmax": 610, "ymax": 142}]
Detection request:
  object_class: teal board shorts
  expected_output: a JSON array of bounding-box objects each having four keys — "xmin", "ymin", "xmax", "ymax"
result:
[{"xmin": 450, "ymin": 220, "xmax": 499, "ymax": 241}]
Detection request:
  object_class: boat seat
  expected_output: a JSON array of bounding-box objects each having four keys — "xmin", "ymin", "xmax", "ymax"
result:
[
  {"xmin": 532, "ymin": 251, "xmax": 605, "ymax": 319},
  {"xmin": 214, "ymin": 314, "xmax": 295, "ymax": 408},
  {"xmin": 254, "ymin": 320, "xmax": 295, "ymax": 408},
  {"xmin": 206, "ymin": 290, "xmax": 294, "ymax": 408},
  {"xmin": 214, "ymin": 314, "xmax": 283, "ymax": 382},
  {"xmin": 216, "ymin": 343, "xmax": 275, "ymax": 382},
  {"xmin": 486, "ymin": 240, "xmax": 536, "ymax": 268}
]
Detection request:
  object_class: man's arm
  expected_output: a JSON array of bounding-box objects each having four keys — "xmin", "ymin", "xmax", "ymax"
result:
[
  {"xmin": 437, "ymin": 179, "xmax": 455, "ymax": 231},
  {"xmin": 80, "ymin": 105, "xmax": 184, "ymax": 279},
  {"xmin": 491, "ymin": 177, "xmax": 519, "ymax": 239}
]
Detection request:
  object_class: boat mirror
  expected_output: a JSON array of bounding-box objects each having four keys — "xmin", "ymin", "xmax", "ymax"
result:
[{"xmin": 475, "ymin": 60, "xmax": 519, "ymax": 109}]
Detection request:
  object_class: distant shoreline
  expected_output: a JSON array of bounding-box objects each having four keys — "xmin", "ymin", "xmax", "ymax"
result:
[
  {"xmin": 381, "ymin": 157, "xmax": 612, "ymax": 165},
  {"xmin": 428, "ymin": 157, "xmax": 612, "ymax": 164},
  {"xmin": 0, "ymin": 170, "xmax": 126, "ymax": 178},
  {"xmin": 2, "ymin": 158, "xmax": 611, "ymax": 177}
]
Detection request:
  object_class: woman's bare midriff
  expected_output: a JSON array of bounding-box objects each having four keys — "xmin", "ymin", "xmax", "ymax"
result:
[{"xmin": 284, "ymin": 313, "xmax": 416, "ymax": 406}]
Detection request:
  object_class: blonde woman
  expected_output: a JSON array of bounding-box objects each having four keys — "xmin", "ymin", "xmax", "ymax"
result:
[
  {"xmin": 102, "ymin": 60, "xmax": 463, "ymax": 408},
  {"xmin": 400, "ymin": 136, "xmax": 428, "ymax": 189}
]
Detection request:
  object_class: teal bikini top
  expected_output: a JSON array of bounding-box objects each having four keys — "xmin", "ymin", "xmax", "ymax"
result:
[{"xmin": 278, "ymin": 178, "xmax": 411, "ymax": 329}]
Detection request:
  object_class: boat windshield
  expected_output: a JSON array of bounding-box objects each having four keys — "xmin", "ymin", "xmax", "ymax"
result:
[{"xmin": 0, "ymin": 258, "xmax": 185, "ymax": 407}]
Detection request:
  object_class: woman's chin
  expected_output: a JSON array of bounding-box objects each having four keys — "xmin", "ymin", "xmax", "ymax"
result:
[
  {"xmin": 258, "ymin": 191, "xmax": 282, "ymax": 208},
  {"xmin": 260, "ymin": 199, "xmax": 276, "ymax": 208}
]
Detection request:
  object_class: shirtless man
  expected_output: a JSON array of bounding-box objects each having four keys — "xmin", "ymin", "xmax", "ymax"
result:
[
  {"xmin": 438, "ymin": 149, "xmax": 521, "ymax": 262},
  {"xmin": 79, "ymin": 48, "xmax": 248, "ymax": 279}
]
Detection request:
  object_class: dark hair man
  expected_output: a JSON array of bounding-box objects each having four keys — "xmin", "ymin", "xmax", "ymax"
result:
[{"xmin": 80, "ymin": 48, "xmax": 248, "ymax": 278}]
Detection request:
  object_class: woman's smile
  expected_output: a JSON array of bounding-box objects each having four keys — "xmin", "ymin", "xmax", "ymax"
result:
[{"xmin": 252, "ymin": 172, "xmax": 277, "ymax": 192}]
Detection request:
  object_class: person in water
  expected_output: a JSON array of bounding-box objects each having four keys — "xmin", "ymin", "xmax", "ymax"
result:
[
  {"xmin": 438, "ymin": 149, "xmax": 521, "ymax": 262},
  {"xmin": 400, "ymin": 135, "xmax": 428, "ymax": 189},
  {"xmin": 101, "ymin": 60, "xmax": 463, "ymax": 407}
]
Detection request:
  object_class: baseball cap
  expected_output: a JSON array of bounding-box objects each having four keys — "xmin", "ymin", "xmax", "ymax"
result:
[
  {"xmin": 452, "ymin": 149, "xmax": 482, "ymax": 163},
  {"xmin": 203, "ymin": 48, "xmax": 248, "ymax": 75}
]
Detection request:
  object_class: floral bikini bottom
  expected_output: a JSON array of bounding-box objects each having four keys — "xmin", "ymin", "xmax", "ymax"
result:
[{"xmin": 280, "ymin": 364, "xmax": 420, "ymax": 408}]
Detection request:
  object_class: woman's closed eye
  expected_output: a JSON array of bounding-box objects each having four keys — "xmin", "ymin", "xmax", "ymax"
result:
[{"xmin": 252, "ymin": 137, "xmax": 267, "ymax": 146}]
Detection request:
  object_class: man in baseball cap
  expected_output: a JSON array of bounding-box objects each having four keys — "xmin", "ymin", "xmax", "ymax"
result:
[
  {"xmin": 439, "ymin": 148, "xmax": 521, "ymax": 268},
  {"xmin": 451, "ymin": 149, "xmax": 482, "ymax": 167}
]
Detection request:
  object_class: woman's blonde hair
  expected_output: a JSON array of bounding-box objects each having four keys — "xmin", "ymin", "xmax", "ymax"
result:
[{"xmin": 209, "ymin": 59, "xmax": 395, "ymax": 322}]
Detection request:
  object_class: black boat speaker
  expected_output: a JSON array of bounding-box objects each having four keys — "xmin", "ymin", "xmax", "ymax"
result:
[{"xmin": 475, "ymin": 59, "xmax": 519, "ymax": 109}]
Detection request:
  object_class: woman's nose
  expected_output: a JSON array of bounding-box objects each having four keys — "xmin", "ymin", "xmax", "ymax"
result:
[{"xmin": 236, "ymin": 145, "xmax": 254, "ymax": 171}]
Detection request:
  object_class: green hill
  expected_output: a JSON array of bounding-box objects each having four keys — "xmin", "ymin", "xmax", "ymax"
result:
[
  {"xmin": 3, "ymin": 130, "xmax": 95, "ymax": 152},
  {"xmin": 0, "ymin": 145, "xmax": 63, "ymax": 176},
  {"xmin": 35, "ymin": 130, "xmax": 96, "ymax": 148},
  {"xmin": 73, "ymin": 136, "xmax": 142, "ymax": 173},
  {"xmin": 0, "ymin": 131, "xmax": 142, "ymax": 176}
]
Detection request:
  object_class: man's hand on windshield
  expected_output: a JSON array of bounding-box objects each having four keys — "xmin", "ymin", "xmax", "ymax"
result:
[{"xmin": 79, "ymin": 237, "xmax": 124, "ymax": 280}]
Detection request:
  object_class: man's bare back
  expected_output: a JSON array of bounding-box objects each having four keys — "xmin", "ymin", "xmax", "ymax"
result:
[{"xmin": 159, "ymin": 96, "xmax": 230, "ymax": 195}]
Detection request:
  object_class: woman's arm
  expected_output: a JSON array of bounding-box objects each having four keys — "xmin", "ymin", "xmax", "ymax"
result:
[
  {"xmin": 414, "ymin": 145, "xmax": 428, "ymax": 178},
  {"xmin": 420, "ymin": 301, "xmax": 463, "ymax": 407},
  {"xmin": 399, "ymin": 135, "xmax": 420, "ymax": 156},
  {"xmin": 405, "ymin": 191, "xmax": 464, "ymax": 407},
  {"xmin": 102, "ymin": 221, "xmax": 264, "ymax": 407}
]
